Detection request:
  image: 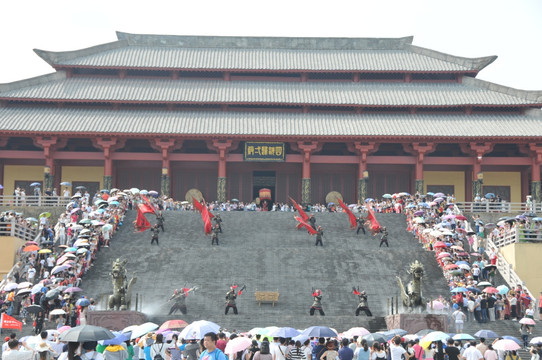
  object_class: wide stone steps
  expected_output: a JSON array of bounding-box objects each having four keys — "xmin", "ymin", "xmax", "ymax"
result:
[{"xmin": 81, "ymin": 211, "xmax": 450, "ymax": 331}]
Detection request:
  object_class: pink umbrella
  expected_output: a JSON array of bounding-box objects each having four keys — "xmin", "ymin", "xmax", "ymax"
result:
[
  {"xmin": 483, "ymin": 287, "xmax": 499, "ymax": 294},
  {"xmin": 437, "ymin": 252, "xmax": 451, "ymax": 259},
  {"xmin": 493, "ymin": 339, "xmax": 520, "ymax": 351},
  {"xmin": 58, "ymin": 326, "xmax": 71, "ymax": 334},
  {"xmin": 343, "ymin": 327, "xmax": 370, "ymax": 337},
  {"xmin": 56, "ymin": 256, "xmax": 68, "ymax": 265},
  {"xmin": 63, "ymin": 287, "xmax": 83, "ymax": 294},
  {"xmin": 519, "ymin": 318, "xmax": 536, "ymax": 325},
  {"xmin": 225, "ymin": 337, "xmax": 252, "ymax": 355},
  {"xmin": 427, "ymin": 301, "xmax": 444, "ymax": 310},
  {"xmin": 51, "ymin": 264, "xmax": 71, "ymax": 275}
]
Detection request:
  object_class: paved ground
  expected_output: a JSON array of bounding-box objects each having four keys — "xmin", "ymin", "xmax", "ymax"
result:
[{"xmin": 81, "ymin": 210, "xmax": 452, "ymax": 330}]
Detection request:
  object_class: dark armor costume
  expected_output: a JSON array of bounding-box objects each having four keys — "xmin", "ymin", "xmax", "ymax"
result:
[
  {"xmin": 212, "ymin": 225, "xmax": 219, "ymax": 245},
  {"xmin": 310, "ymin": 290, "xmax": 325, "ymax": 316},
  {"xmin": 355, "ymin": 291, "xmax": 373, "ymax": 316},
  {"xmin": 156, "ymin": 212, "xmax": 165, "ymax": 232},
  {"xmin": 356, "ymin": 216, "xmax": 366, "ymax": 235},
  {"xmin": 168, "ymin": 290, "xmax": 187, "ymax": 315},
  {"xmin": 151, "ymin": 226, "xmax": 160, "ymax": 245},
  {"xmin": 315, "ymin": 227, "xmax": 324, "ymax": 246},
  {"xmin": 225, "ymin": 288, "xmax": 238, "ymax": 315},
  {"xmin": 379, "ymin": 227, "xmax": 389, "ymax": 247},
  {"xmin": 213, "ymin": 214, "xmax": 223, "ymax": 233}
]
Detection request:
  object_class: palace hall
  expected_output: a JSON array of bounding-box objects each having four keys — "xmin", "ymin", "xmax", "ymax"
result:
[{"xmin": 0, "ymin": 33, "xmax": 541, "ymax": 204}]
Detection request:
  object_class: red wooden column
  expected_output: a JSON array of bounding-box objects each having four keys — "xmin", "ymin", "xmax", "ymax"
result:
[
  {"xmin": 34, "ymin": 136, "xmax": 65, "ymax": 193},
  {"xmin": 93, "ymin": 137, "xmax": 125, "ymax": 189},
  {"xmin": 152, "ymin": 138, "xmax": 181, "ymax": 197},
  {"xmin": 468, "ymin": 142, "xmax": 494, "ymax": 201},
  {"xmin": 350, "ymin": 142, "xmax": 378, "ymax": 203},
  {"xmin": 412, "ymin": 143, "xmax": 436, "ymax": 195},
  {"xmin": 529, "ymin": 143, "xmax": 542, "ymax": 203},
  {"xmin": 210, "ymin": 140, "xmax": 233, "ymax": 203},
  {"xmin": 297, "ymin": 141, "xmax": 319, "ymax": 204}
]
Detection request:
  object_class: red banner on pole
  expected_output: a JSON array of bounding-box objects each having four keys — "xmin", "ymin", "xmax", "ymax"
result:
[{"xmin": 1, "ymin": 313, "xmax": 22, "ymax": 331}]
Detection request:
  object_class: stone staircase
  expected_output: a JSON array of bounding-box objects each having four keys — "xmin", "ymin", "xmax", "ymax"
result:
[{"xmin": 81, "ymin": 211, "xmax": 450, "ymax": 331}]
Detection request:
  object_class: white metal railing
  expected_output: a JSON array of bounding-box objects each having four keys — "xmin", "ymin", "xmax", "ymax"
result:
[
  {"xmin": 489, "ymin": 227, "xmax": 542, "ymax": 248},
  {"xmin": 0, "ymin": 195, "xmax": 73, "ymax": 207},
  {"xmin": 0, "ymin": 219, "xmax": 39, "ymax": 242},
  {"xmin": 456, "ymin": 201, "xmax": 539, "ymax": 214},
  {"xmin": 485, "ymin": 236, "xmax": 538, "ymax": 317}
]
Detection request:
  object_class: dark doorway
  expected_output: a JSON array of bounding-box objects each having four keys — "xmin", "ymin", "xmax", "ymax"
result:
[{"xmin": 253, "ymin": 171, "xmax": 276, "ymax": 204}]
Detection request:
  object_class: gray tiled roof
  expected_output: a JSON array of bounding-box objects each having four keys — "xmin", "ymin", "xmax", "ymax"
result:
[
  {"xmin": 0, "ymin": 107, "xmax": 540, "ymax": 138},
  {"xmin": 1, "ymin": 76, "xmax": 539, "ymax": 106},
  {"xmin": 33, "ymin": 33, "xmax": 497, "ymax": 73}
]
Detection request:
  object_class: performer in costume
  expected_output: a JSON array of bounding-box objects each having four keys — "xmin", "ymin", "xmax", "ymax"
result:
[
  {"xmin": 168, "ymin": 289, "xmax": 188, "ymax": 315},
  {"xmin": 213, "ymin": 214, "xmax": 223, "ymax": 233},
  {"xmin": 309, "ymin": 214, "xmax": 317, "ymax": 230},
  {"xmin": 225, "ymin": 286, "xmax": 238, "ymax": 315},
  {"xmin": 151, "ymin": 224, "xmax": 160, "ymax": 245},
  {"xmin": 315, "ymin": 226, "xmax": 324, "ymax": 246},
  {"xmin": 212, "ymin": 224, "xmax": 220, "ymax": 245},
  {"xmin": 356, "ymin": 215, "xmax": 366, "ymax": 235},
  {"xmin": 354, "ymin": 289, "xmax": 373, "ymax": 316},
  {"xmin": 310, "ymin": 289, "xmax": 325, "ymax": 316},
  {"xmin": 156, "ymin": 211, "xmax": 165, "ymax": 232},
  {"xmin": 379, "ymin": 226, "xmax": 389, "ymax": 247}
]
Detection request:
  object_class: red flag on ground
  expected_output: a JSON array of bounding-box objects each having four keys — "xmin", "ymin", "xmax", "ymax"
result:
[
  {"xmin": 1, "ymin": 313, "xmax": 22, "ymax": 330},
  {"xmin": 337, "ymin": 198, "xmax": 357, "ymax": 229},
  {"xmin": 294, "ymin": 215, "xmax": 318, "ymax": 235},
  {"xmin": 289, "ymin": 197, "xmax": 309, "ymax": 222},
  {"xmin": 366, "ymin": 208, "xmax": 382, "ymax": 234}
]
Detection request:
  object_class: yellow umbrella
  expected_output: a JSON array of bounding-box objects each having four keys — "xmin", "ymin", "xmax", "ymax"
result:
[{"xmin": 38, "ymin": 249, "xmax": 52, "ymax": 254}]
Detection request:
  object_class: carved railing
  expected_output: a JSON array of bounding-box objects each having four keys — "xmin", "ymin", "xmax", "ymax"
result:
[{"xmin": 0, "ymin": 195, "xmax": 72, "ymax": 207}]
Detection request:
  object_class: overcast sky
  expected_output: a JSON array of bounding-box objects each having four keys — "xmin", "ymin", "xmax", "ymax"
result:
[{"xmin": 1, "ymin": 0, "xmax": 541, "ymax": 90}]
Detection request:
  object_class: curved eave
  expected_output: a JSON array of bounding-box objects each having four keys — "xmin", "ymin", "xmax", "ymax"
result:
[
  {"xmin": 1, "ymin": 98, "xmax": 538, "ymax": 108},
  {"xmin": 1, "ymin": 130, "xmax": 541, "ymax": 143},
  {"xmin": 33, "ymin": 41, "xmax": 127, "ymax": 67},
  {"xmin": 52, "ymin": 64, "xmax": 477, "ymax": 74}
]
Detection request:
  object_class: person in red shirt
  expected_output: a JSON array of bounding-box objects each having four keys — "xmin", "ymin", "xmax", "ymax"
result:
[
  {"xmin": 216, "ymin": 333, "xmax": 227, "ymax": 352},
  {"xmin": 538, "ymin": 292, "xmax": 542, "ymax": 320}
]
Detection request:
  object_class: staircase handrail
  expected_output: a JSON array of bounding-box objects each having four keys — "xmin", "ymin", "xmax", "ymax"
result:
[
  {"xmin": 455, "ymin": 201, "xmax": 538, "ymax": 214},
  {"xmin": 452, "ymin": 204, "xmax": 538, "ymax": 318},
  {"xmin": 0, "ymin": 219, "xmax": 38, "ymax": 290},
  {"xmin": 0, "ymin": 195, "xmax": 72, "ymax": 207}
]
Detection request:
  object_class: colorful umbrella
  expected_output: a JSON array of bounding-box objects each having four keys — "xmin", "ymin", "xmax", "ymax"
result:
[
  {"xmin": 475, "ymin": 330, "xmax": 499, "ymax": 338},
  {"xmin": 493, "ymin": 339, "xmax": 520, "ymax": 351},
  {"xmin": 225, "ymin": 337, "xmax": 252, "ymax": 355},
  {"xmin": 159, "ymin": 319, "xmax": 188, "ymax": 330},
  {"xmin": 23, "ymin": 245, "xmax": 40, "ymax": 252},
  {"xmin": 483, "ymin": 287, "xmax": 499, "ymax": 294},
  {"xmin": 519, "ymin": 318, "xmax": 536, "ymax": 325}
]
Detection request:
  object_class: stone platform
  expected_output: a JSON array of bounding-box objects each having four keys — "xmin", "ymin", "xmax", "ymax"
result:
[
  {"xmin": 87, "ymin": 311, "xmax": 147, "ymax": 331},
  {"xmin": 385, "ymin": 313, "xmax": 448, "ymax": 334}
]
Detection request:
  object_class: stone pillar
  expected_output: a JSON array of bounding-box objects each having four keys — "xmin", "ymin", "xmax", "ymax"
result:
[
  {"xmin": 34, "ymin": 136, "xmax": 59, "ymax": 195},
  {"xmin": 212, "ymin": 140, "xmax": 233, "ymax": 203},
  {"xmin": 529, "ymin": 144, "xmax": 542, "ymax": 204},
  {"xmin": 153, "ymin": 138, "xmax": 180, "ymax": 198},
  {"xmin": 412, "ymin": 142, "xmax": 435, "ymax": 196},
  {"xmin": 297, "ymin": 142, "xmax": 319, "ymax": 205},
  {"xmin": 468, "ymin": 142, "xmax": 494, "ymax": 201},
  {"xmin": 95, "ymin": 137, "xmax": 119, "ymax": 190},
  {"xmin": 352, "ymin": 142, "xmax": 378, "ymax": 203}
]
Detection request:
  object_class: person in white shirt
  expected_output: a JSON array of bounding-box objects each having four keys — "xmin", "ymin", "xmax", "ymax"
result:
[
  {"xmin": 453, "ymin": 309, "xmax": 466, "ymax": 333},
  {"xmin": 2, "ymin": 339, "xmax": 33, "ymax": 360},
  {"xmin": 390, "ymin": 338, "xmax": 410, "ymax": 360},
  {"xmin": 271, "ymin": 339, "xmax": 288, "ymax": 360},
  {"xmin": 27, "ymin": 265, "xmax": 36, "ymax": 284},
  {"xmin": 462, "ymin": 342, "xmax": 483, "ymax": 360}
]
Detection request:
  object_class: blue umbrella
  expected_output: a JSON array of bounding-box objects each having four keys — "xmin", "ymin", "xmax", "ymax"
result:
[
  {"xmin": 419, "ymin": 202, "xmax": 430, "ymax": 208},
  {"xmin": 301, "ymin": 326, "xmax": 338, "ymax": 338},
  {"xmin": 100, "ymin": 189, "xmax": 110, "ymax": 193},
  {"xmin": 364, "ymin": 198, "xmax": 375, "ymax": 203},
  {"xmin": 485, "ymin": 193, "xmax": 495, "ymax": 199},
  {"xmin": 467, "ymin": 287, "xmax": 481, "ymax": 294},
  {"xmin": 533, "ymin": 217, "xmax": 542, "ymax": 222},
  {"xmin": 452, "ymin": 334, "xmax": 475, "ymax": 341},
  {"xmin": 455, "ymin": 261, "xmax": 470, "ymax": 266},
  {"xmin": 451, "ymin": 287, "xmax": 468, "ymax": 293},
  {"xmin": 102, "ymin": 332, "xmax": 129, "ymax": 345},
  {"xmin": 475, "ymin": 330, "xmax": 499, "ymax": 338},
  {"xmin": 406, "ymin": 204, "xmax": 416, "ymax": 208},
  {"xmin": 502, "ymin": 336, "xmax": 522, "ymax": 345},
  {"xmin": 270, "ymin": 327, "xmax": 301, "ymax": 338},
  {"xmin": 426, "ymin": 192, "xmax": 435, "ymax": 196},
  {"xmin": 60, "ymin": 182, "xmax": 72, "ymax": 186},
  {"xmin": 384, "ymin": 329, "xmax": 407, "ymax": 339},
  {"xmin": 30, "ymin": 182, "xmax": 40, "ymax": 187},
  {"xmin": 76, "ymin": 298, "xmax": 91, "ymax": 307}
]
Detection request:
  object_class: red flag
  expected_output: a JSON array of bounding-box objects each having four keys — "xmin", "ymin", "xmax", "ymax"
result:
[
  {"xmin": 182, "ymin": 288, "xmax": 191, "ymax": 296},
  {"xmin": 337, "ymin": 198, "xmax": 357, "ymax": 229},
  {"xmin": 294, "ymin": 215, "xmax": 318, "ymax": 235},
  {"xmin": 1, "ymin": 313, "xmax": 22, "ymax": 330},
  {"xmin": 140, "ymin": 196, "xmax": 157, "ymax": 215},
  {"xmin": 202, "ymin": 205, "xmax": 212, "ymax": 235},
  {"xmin": 289, "ymin": 197, "xmax": 309, "ymax": 222},
  {"xmin": 138, "ymin": 203, "xmax": 155, "ymax": 215},
  {"xmin": 366, "ymin": 209, "xmax": 382, "ymax": 234},
  {"xmin": 192, "ymin": 197, "xmax": 214, "ymax": 218},
  {"xmin": 353, "ymin": 288, "xmax": 361, "ymax": 296},
  {"xmin": 134, "ymin": 208, "xmax": 151, "ymax": 232}
]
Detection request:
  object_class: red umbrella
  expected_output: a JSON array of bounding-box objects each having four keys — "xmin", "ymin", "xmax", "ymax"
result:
[
  {"xmin": 445, "ymin": 264, "xmax": 459, "ymax": 270},
  {"xmin": 483, "ymin": 287, "xmax": 499, "ymax": 294},
  {"xmin": 159, "ymin": 319, "xmax": 188, "ymax": 330},
  {"xmin": 457, "ymin": 252, "xmax": 469, "ymax": 256},
  {"xmin": 433, "ymin": 241, "xmax": 447, "ymax": 248},
  {"xmin": 451, "ymin": 245, "xmax": 464, "ymax": 250},
  {"xmin": 437, "ymin": 252, "xmax": 451, "ymax": 259},
  {"xmin": 23, "ymin": 245, "xmax": 40, "ymax": 252},
  {"xmin": 456, "ymin": 215, "xmax": 467, "ymax": 221},
  {"xmin": 455, "ymin": 228, "xmax": 467, "ymax": 233}
]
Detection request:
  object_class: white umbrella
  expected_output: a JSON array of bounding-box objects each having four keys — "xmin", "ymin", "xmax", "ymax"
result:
[
  {"xmin": 130, "ymin": 322, "xmax": 159, "ymax": 340},
  {"xmin": 179, "ymin": 320, "xmax": 220, "ymax": 340},
  {"xmin": 342, "ymin": 327, "xmax": 370, "ymax": 338},
  {"xmin": 50, "ymin": 309, "xmax": 66, "ymax": 316}
]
